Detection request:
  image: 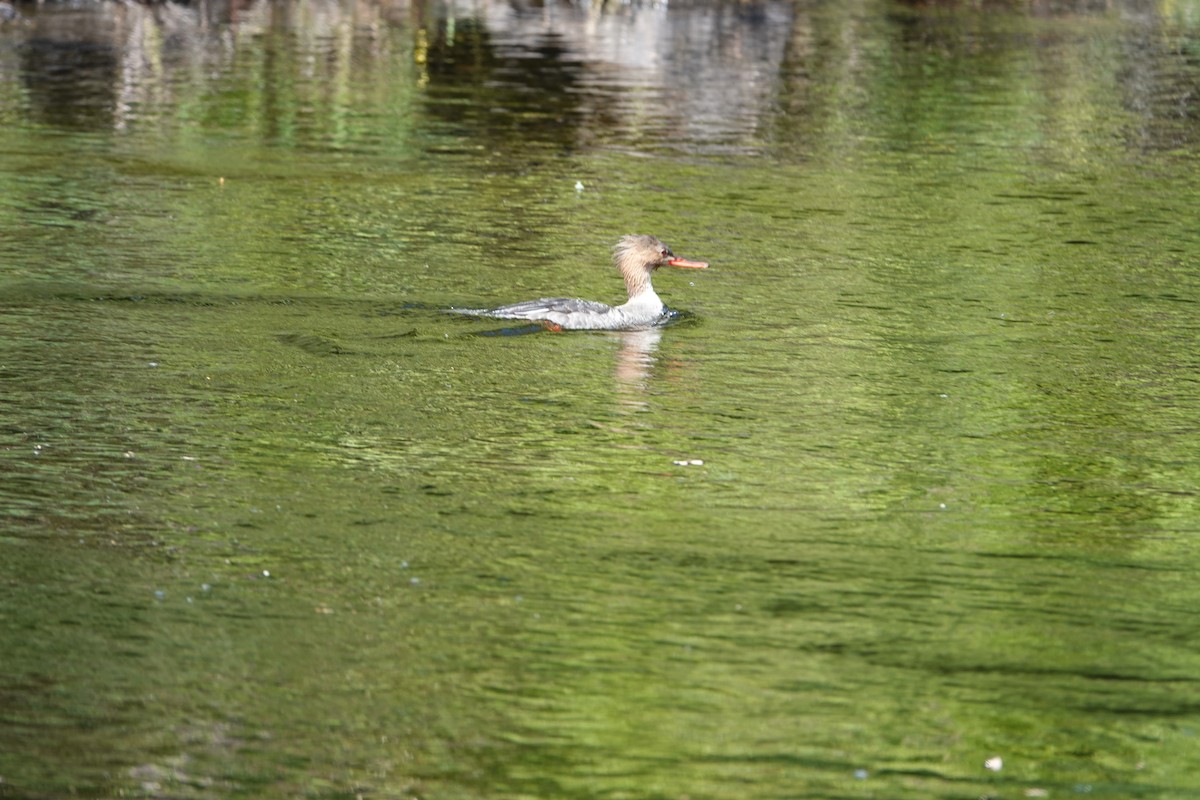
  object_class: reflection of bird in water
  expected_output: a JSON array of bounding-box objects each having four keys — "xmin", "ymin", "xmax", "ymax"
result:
[
  {"xmin": 452, "ymin": 235, "xmax": 707, "ymax": 331},
  {"xmin": 613, "ymin": 328, "xmax": 663, "ymax": 412}
]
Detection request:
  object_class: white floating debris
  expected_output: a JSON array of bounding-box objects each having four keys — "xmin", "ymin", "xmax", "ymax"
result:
[
  {"xmin": 1024, "ymin": 789, "xmax": 1048, "ymax": 798},
  {"xmin": 574, "ymin": 180, "xmax": 584, "ymax": 192},
  {"xmin": 985, "ymin": 756, "xmax": 1003, "ymax": 772},
  {"xmin": 673, "ymin": 459, "xmax": 705, "ymax": 467},
  {"xmin": 853, "ymin": 768, "xmax": 869, "ymax": 780},
  {"xmin": 262, "ymin": 570, "xmax": 271, "ymax": 578}
]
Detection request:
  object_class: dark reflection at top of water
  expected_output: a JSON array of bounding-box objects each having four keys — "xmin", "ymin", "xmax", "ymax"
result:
[
  {"xmin": 20, "ymin": 33, "xmax": 119, "ymax": 130},
  {"xmin": 0, "ymin": 0, "xmax": 797, "ymax": 155},
  {"xmin": 3, "ymin": 0, "xmax": 1200, "ymax": 160},
  {"xmin": 453, "ymin": 0, "xmax": 794, "ymax": 154}
]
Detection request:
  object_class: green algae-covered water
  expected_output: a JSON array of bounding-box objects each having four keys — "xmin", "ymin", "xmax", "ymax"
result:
[{"xmin": 3, "ymin": 1, "xmax": 1200, "ymax": 797}]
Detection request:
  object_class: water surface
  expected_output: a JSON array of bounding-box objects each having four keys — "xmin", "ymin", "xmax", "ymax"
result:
[{"xmin": 2, "ymin": 0, "xmax": 1200, "ymax": 797}]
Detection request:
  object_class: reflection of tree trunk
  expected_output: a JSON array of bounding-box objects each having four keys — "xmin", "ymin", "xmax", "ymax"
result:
[
  {"xmin": 773, "ymin": 4, "xmax": 815, "ymax": 130},
  {"xmin": 770, "ymin": 2, "xmax": 871, "ymax": 160}
]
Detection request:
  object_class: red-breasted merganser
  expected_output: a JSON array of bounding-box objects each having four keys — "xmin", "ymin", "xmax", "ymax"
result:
[{"xmin": 453, "ymin": 235, "xmax": 708, "ymax": 331}]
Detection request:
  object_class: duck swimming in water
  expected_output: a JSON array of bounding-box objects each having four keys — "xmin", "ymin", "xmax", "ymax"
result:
[{"xmin": 452, "ymin": 235, "xmax": 708, "ymax": 331}]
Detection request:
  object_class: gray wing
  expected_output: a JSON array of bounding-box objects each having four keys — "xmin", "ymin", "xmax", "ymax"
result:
[{"xmin": 480, "ymin": 297, "xmax": 614, "ymax": 321}]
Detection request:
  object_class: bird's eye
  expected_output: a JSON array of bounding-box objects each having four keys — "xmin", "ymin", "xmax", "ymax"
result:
[{"xmin": 660, "ymin": 248, "xmax": 669, "ymax": 257}]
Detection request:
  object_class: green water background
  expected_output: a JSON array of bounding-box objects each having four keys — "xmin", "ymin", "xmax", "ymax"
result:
[{"xmin": 2, "ymin": 0, "xmax": 1200, "ymax": 797}]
